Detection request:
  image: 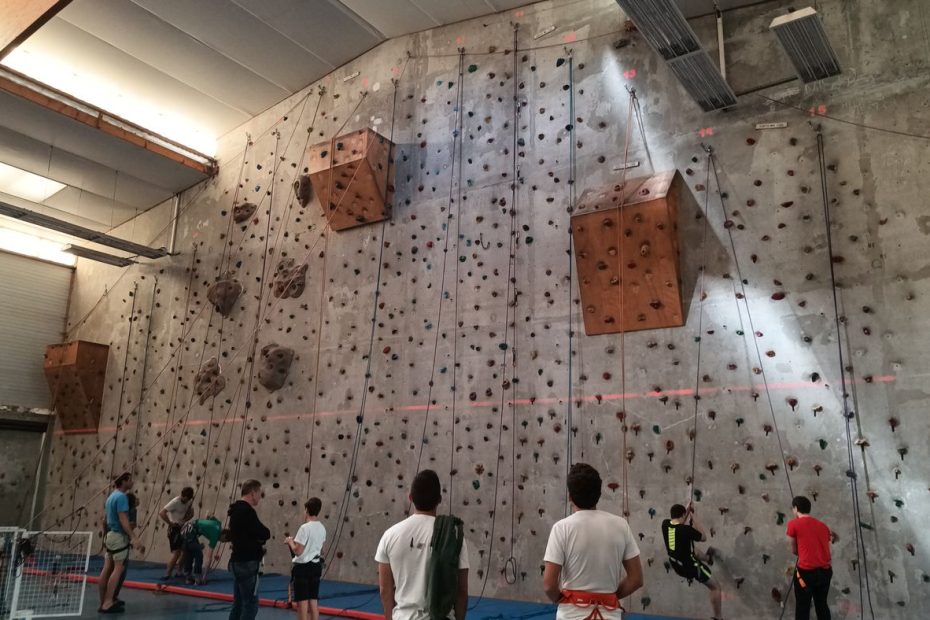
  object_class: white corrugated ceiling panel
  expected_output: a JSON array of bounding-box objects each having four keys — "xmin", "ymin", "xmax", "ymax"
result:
[
  {"xmin": 57, "ymin": 0, "xmax": 289, "ymax": 116},
  {"xmin": 231, "ymin": 0, "xmax": 384, "ymax": 68},
  {"xmin": 0, "ymin": 251, "xmax": 72, "ymax": 409}
]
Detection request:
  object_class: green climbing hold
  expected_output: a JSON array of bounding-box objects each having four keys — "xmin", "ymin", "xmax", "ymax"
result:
[
  {"xmin": 459, "ymin": 256, "xmax": 466, "ymax": 262},
  {"xmin": 693, "ymin": 489, "xmax": 703, "ymax": 501},
  {"xmin": 448, "ymin": 81, "xmax": 455, "ymax": 89},
  {"xmin": 472, "ymin": 480, "xmax": 480, "ymax": 490},
  {"xmin": 859, "ymin": 521, "xmax": 874, "ymax": 530},
  {"xmin": 498, "ymin": 343, "xmax": 509, "ymax": 351},
  {"xmin": 652, "ymin": 424, "xmax": 662, "ymax": 434},
  {"xmin": 694, "ymin": 336, "xmax": 701, "ymax": 342},
  {"xmin": 525, "ymin": 236, "xmax": 534, "ymax": 244},
  {"xmin": 735, "ymin": 417, "xmax": 744, "ymax": 426},
  {"xmin": 893, "ymin": 498, "xmax": 904, "ymax": 508},
  {"xmin": 736, "ymin": 330, "xmax": 744, "ymax": 336},
  {"xmin": 759, "ymin": 473, "xmax": 767, "ymax": 481},
  {"xmin": 641, "ymin": 597, "xmax": 651, "ymax": 608},
  {"xmin": 818, "ymin": 439, "xmax": 828, "ymax": 450},
  {"xmin": 468, "ymin": 64, "xmax": 478, "ymax": 73},
  {"xmin": 776, "ymin": 511, "xmax": 786, "ymax": 525}
]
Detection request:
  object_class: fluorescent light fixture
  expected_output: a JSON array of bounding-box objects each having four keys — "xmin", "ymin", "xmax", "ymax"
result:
[
  {"xmin": 0, "ymin": 225, "xmax": 75, "ymax": 266},
  {"xmin": 63, "ymin": 244, "xmax": 135, "ymax": 267},
  {"xmin": 0, "ymin": 201, "xmax": 168, "ymax": 259},
  {"xmin": 668, "ymin": 50, "xmax": 738, "ymax": 112},
  {"xmin": 615, "ymin": 0, "xmax": 736, "ymax": 111},
  {"xmin": 770, "ymin": 8, "xmax": 841, "ymax": 83},
  {"xmin": 2, "ymin": 48, "xmax": 217, "ymax": 156},
  {"xmin": 0, "ymin": 161, "xmax": 65, "ymax": 203}
]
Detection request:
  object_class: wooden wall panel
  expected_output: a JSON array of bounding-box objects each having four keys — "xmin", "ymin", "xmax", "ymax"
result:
[{"xmin": 572, "ymin": 171, "xmax": 684, "ymax": 335}]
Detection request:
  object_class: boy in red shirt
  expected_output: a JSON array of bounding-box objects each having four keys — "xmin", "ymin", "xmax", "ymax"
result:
[{"xmin": 786, "ymin": 496, "xmax": 832, "ymax": 620}]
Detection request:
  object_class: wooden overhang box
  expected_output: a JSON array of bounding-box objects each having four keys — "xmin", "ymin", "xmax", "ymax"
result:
[
  {"xmin": 571, "ymin": 170, "xmax": 684, "ymax": 335},
  {"xmin": 43, "ymin": 340, "xmax": 109, "ymax": 431},
  {"xmin": 306, "ymin": 128, "xmax": 394, "ymax": 231}
]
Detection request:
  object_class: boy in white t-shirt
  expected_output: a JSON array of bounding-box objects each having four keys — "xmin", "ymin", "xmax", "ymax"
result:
[
  {"xmin": 375, "ymin": 470, "xmax": 469, "ymax": 620},
  {"xmin": 543, "ymin": 463, "xmax": 644, "ymax": 620},
  {"xmin": 285, "ymin": 497, "xmax": 326, "ymax": 620}
]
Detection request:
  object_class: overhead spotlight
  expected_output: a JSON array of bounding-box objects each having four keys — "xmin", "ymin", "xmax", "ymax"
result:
[
  {"xmin": 62, "ymin": 245, "xmax": 136, "ymax": 267},
  {"xmin": 614, "ymin": 0, "xmax": 736, "ymax": 111},
  {"xmin": 770, "ymin": 8, "xmax": 841, "ymax": 83}
]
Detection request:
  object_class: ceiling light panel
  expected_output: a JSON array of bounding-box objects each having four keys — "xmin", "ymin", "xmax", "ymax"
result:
[
  {"xmin": 770, "ymin": 7, "xmax": 841, "ymax": 83},
  {"xmin": 62, "ymin": 244, "xmax": 135, "ymax": 267},
  {"xmin": 0, "ymin": 161, "xmax": 65, "ymax": 203},
  {"xmin": 615, "ymin": 0, "xmax": 736, "ymax": 111}
]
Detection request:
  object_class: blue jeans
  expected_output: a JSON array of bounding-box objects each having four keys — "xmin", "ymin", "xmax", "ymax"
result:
[
  {"xmin": 183, "ymin": 544, "xmax": 203, "ymax": 578},
  {"xmin": 228, "ymin": 560, "xmax": 260, "ymax": 620}
]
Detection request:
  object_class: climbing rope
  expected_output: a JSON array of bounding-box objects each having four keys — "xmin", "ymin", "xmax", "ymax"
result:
[
  {"xmin": 413, "ymin": 49, "xmax": 466, "ymax": 481},
  {"xmin": 108, "ymin": 281, "xmax": 138, "ymax": 478},
  {"xmin": 687, "ymin": 154, "xmax": 712, "ymax": 505},
  {"xmin": 130, "ymin": 277, "xmax": 158, "ymax": 478},
  {"xmin": 322, "ymin": 60, "xmax": 408, "ymax": 574},
  {"xmin": 814, "ymin": 129, "xmax": 875, "ymax": 618},
  {"xmin": 565, "ymin": 49, "xmax": 576, "ymax": 510}
]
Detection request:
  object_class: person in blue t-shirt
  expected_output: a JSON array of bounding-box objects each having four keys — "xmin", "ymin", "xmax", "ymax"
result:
[{"xmin": 98, "ymin": 473, "xmax": 142, "ymax": 614}]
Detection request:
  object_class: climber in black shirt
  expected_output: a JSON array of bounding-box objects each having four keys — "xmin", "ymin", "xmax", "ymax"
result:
[{"xmin": 662, "ymin": 503, "xmax": 723, "ymax": 620}]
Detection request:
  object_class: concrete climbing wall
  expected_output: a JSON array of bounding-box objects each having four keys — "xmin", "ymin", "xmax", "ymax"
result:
[{"xmin": 40, "ymin": 1, "xmax": 930, "ymax": 618}]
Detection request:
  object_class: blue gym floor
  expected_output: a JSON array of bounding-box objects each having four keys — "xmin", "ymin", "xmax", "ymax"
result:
[{"xmin": 72, "ymin": 556, "xmax": 689, "ymax": 619}]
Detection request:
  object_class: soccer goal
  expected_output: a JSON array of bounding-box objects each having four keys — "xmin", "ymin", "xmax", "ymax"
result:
[{"xmin": 0, "ymin": 528, "xmax": 93, "ymax": 619}]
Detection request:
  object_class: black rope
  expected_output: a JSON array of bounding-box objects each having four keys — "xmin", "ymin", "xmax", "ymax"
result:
[
  {"xmin": 413, "ymin": 50, "xmax": 466, "ymax": 481},
  {"xmin": 473, "ymin": 22, "xmax": 521, "ymax": 604},
  {"xmin": 108, "ymin": 281, "xmax": 138, "ymax": 478},
  {"xmin": 565, "ymin": 50, "xmax": 576, "ymax": 513},
  {"xmin": 323, "ymin": 66, "xmax": 408, "ymax": 574},
  {"xmin": 815, "ymin": 129, "xmax": 875, "ymax": 618},
  {"xmin": 706, "ymin": 147, "xmax": 794, "ymax": 499},
  {"xmin": 130, "ymin": 277, "xmax": 158, "ymax": 478},
  {"xmin": 229, "ymin": 129, "xmax": 283, "ymax": 502},
  {"xmin": 688, "ymin": 156, "xmax": 712, "ymax": 505}
]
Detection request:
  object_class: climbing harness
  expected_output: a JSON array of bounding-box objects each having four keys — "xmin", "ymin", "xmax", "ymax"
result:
[{"xmin": 559, "ymin": 590, "xmax": 621, "ymax": 620}]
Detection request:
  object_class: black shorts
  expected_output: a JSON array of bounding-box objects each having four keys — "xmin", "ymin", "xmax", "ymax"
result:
[
  {"xmin": 291, "ymin": 561, "xmax": 322, "ymax": 601},
  {"xmin": 671, "ymin": 556, "xmax": 712, "ymax": 584},
  {"xmin": 168, "ymin": 525, "xmax": 184, "ymax": 552}
]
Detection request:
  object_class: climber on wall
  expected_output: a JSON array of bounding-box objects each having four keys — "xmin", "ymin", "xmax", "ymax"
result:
[
  {"xmin": 787, "ymin": 496, "xmax": 833, "ymax": 620},
  {"xmin": 227, "ymin": 479, "xmax": 271, "ymax": 620},
  {"xmin": 375, "ymin": 470, "xmax": 469, "ymax": 620},
  {"xmin": 158, "ymin": 486, "xmax": 195, "ymax": 581},
  {"xmin": 661, "ymin": 503, "xmax": 723, "ymax": 620},
  {"xmin": 543, "ymin": 463, "xmax": 643, "ymax": 620},
  {"xmin": 285, "ymin": 497, "xmax": 327, "ymax": 620}
]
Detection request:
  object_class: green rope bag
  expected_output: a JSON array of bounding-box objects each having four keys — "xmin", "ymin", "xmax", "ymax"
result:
[{"xmin": 426, "ymin": 515, "xmax": 464, "ymax": 620}]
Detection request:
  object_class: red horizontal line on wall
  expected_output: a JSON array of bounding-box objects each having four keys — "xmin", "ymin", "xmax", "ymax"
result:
[{"xmin": 55, "ymin": 374, "xmax": 896, "ymax": 436}]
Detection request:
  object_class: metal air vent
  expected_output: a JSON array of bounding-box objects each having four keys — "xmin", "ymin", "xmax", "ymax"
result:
[
  {"xmin": 770, "ymin": 8, "xmax": 841, "ymax": 83},
  {"xmin": 615, "ymin": 0, "xmax": 736, "ymax": 111},
  {"xmin": 63, "ymin": 245, "xmax": 136, "ymax": 267},
  {"xmin": 0, "ymin": 201, "xmax": 168, "ymax": 259}
]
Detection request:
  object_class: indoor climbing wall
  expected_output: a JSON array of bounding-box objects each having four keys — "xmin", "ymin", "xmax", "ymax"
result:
[{"xmin": 39, "ymin": 0, "xmax": 930, "ymax": 618}]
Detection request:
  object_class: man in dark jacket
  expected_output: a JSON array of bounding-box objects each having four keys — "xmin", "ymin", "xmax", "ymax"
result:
[{"xmin": 227, "ymin": 479, "xmax": 270, "ymax": 620}]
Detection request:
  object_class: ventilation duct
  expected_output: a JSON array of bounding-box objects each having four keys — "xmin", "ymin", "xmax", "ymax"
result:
[
  {"xmin": 0, "ymin": 201, "xmax": 168, "ymax": 259},
  {"xmin": 63, "ymin": 245, "xmax": 136, "ymax": 267},
  {"xmin": 770, "ymin": 8, "xmax": 841, "ymax": 83},
  {"xmin": 614, "ymin": 0, "xmax": 736, "ymax": 111}
]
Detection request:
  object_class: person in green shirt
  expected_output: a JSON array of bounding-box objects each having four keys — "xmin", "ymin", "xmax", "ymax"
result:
[{"xmin": 181, "ymin": 516, "xmax": 222, "ymax": 585}]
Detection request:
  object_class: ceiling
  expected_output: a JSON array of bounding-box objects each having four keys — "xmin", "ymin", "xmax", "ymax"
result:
[{"xmin": 0, "ymin": 0, "xmax": 771, "ymax": 239}]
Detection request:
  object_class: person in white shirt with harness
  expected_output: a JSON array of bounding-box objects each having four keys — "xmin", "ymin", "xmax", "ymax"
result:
[
  {"xmin": 543, "ymin": 463, "xmax": 644, "ymax": 620},
  {"xmin": 285, "ymin": 497, "xmax": 326, "ymax": 620}
]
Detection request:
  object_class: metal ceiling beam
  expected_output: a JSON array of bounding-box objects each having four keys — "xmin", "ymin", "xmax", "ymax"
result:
[
  {"xmin": 0, "ymin": 201, "xmax": 168, "ymax": 259},
  {"xmin": 0, "ymin": 66, "xmax": 217, "ymax": 177},
  {"xmin": 0, "ymin": 0, "xmax": 73, "ymax": 59}
]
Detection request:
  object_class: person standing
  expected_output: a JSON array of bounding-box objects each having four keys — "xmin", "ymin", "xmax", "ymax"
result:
[
  {"xmin": 112, "ymin": 492, "xmax": 138, "ymax": 604},
  {"xmin": 661, "ymin": 503, "xmax": 722, "ymax": 620},
  {"xmin": 227, "ymin": 480, "xmax": 270, "ymax": 620},
  {"xmin": 375, "ymin": 470, "xmax": 469, "ymax": 620},
  {"xmin": 543, "ymin": 463, "xmax": 643, "ymax": 620},
  {"xmin": 98, "ymin": 473, "xmax": 142, "ymax": 614},
  {"xmin": 158, "ymin": 486, "xmax": 195, "ymax": 580},
  {"xmin": 285, "ymin": 497, "xmax": 326, "ymax": 620},
  {"xmin": 787, "ymin": 496, "xmax": 832, "ymax": 620}
]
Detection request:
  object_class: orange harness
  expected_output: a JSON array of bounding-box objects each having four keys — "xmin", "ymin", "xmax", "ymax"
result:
[{"xmin": 559, "ymin": 590, "xmax": 621, "ymax": 620}]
